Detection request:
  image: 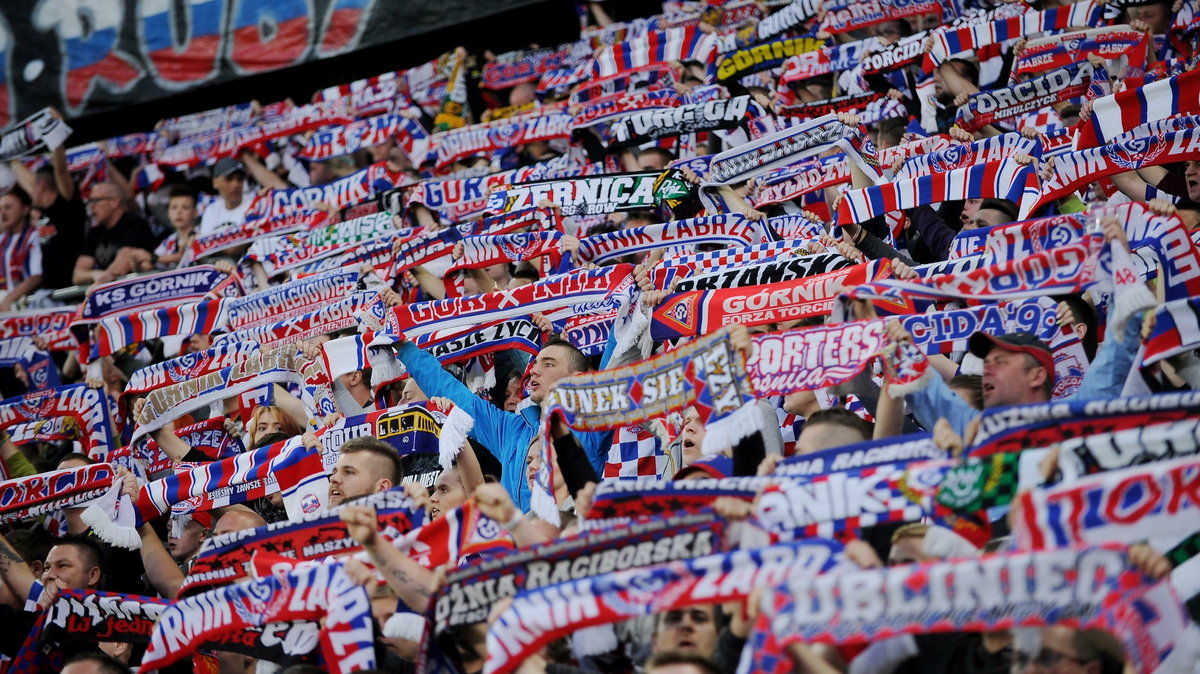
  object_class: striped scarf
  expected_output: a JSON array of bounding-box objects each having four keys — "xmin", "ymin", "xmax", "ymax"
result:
[
  {"xmin": 414, "ymin": 319, "xmax": 543, "ymax": 367},
  {"xmin": 143, "ymin": 561, "xmax": 376, "ymax": 674},
  {"xmin": 895, "ymin": 133, "xmax": 1041, "ymax": 180},
  {"xmin": 0, "ymin": 222, "xmax": 37, "ymax": 293},
  {"xmin": 0, "ymin": 385, "xmax": 117, "ymax": 462},
  {"xmin": 389, "ymin": 207, "xmax": 561, "ymax": 277},
  {"xmin": 140, "ymin": 417, "xmax": 244, "ymax": 473},
  {"xmin": 0, "ymin": 462, "xmax": 115, "ymax": 524},
  {"xmin": 923, "ymin": 0, "xmax": 1102, "ymax": 69},
  {"xmin": 446, "ymin": 230, "xmax": 564, "ymax": 278},
  {"xmin": 837, "ymin": 158, "xmax": 1040, "ymax": 225},
  {"xmin": 576, "ymin": 213, "xmax": 772, "ymax": 264},
  {"xmin": 538, "ymin": 329, "xmax": 760, "ymax": 522},
  {"xmin": 762, "ymin": 545, "xmax": 1183, "ymax": 674},
  {"xmin": 957, "ymin": 62, "xmax": 1102, "ymax": 133},
  {"xmin": 591, "ymin": 26, "xmax": 716, "ymax": 78},
  {"xmin": 89, "ymin": 297, "xmax": 230, "ymax": 362},
  {"xmin": 77, "ymin": 265, "xmax": 239, "ymax": 323},
  {"xmin": 299, "ymin": 113, "xmax": 429, "ymax": 162},
  {"xmin": 181, "ymin": 489, "xmax": 427, "ymax": 596},
  {"xmin": 214, "ymin": 291, "xmax": 384, "ymax": 350},
  {"xmin": 487, "ymin": 171, "xmax": 662, "ymax": 217},
  {"xmin": 244, "ymin": 211, "xmax": 399, "ymax": 278},
  {"xmin": 430, "ymin": 110, "xmax": 572, "ymax": 168},
  {"xmin": 570, "ymin": 89, "xmax": 683, "ymax": 130},
  {"xmin": 42, "ymin": 590, "xmax": 168, "ymax": 645},
  {"xmin": 1014, "ymin": 26, "xmax": 1148, "ymax": 78},
  {"xmin": 1078, "ymin": 68, "xmax": 1200, "ymax": 148},
  {"xmin": 0, "ymin": 108, "xmax": 72, "ymax": 161},
  {"xmin": 820, "ymin": 0, "xmax": 943, "ymax": 35},
  {"xmin": 226, "ymin": 267, "xmax": 367, "ymax": 331},
  {"xmin": 650, "ymin": 239, "xmax": 826, "ymax": 288},
  {"xmin": 384, "ymin": 265, "xmax": 635, "ymax": 339},
  {"xmin": 672, "ymin": 251, "xmax": 855, "ymax": 292},
  {"xmin": 751, "ymin": 157, "xmax": 849, "ymax": 206},
  {"xmin": 484, "ymin": 540, "xmax": 843, "ymax": 674}
]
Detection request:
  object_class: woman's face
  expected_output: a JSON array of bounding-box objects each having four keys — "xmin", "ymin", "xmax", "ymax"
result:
[
  {"xmin": 430, "ymin": 467, "xmax": 468, "ymax": 519},
  {"xmin": 254, "ymin": 409, "xmax": 283, "ymax": 439}
]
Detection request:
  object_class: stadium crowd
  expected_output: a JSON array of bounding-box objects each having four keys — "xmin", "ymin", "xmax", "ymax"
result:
[{"xmin": 0, "ymin": 0, "xmax": 1198, "ymax": 672}]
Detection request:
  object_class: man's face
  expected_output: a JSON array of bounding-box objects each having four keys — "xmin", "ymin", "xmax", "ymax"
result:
[
  {"xmin": 328, "ymin": 452, "xmax": 386, "ymax": 506},
  {"xmin": 1013, "ymin": 626, "xmax": 1096, "ymax": 674},
  {"xmin": 638, "ymin": 151, "xmax": 669, "ymax": 171},
  {"xmin": 430, "ymin": 467, "xmax": 467, "ymax": 519},
  {"xmin": 400, "ymin": 377, "xmax": 427, "ymax": 404},
  {"xmin": 981, "ymin": 348, "xmax": 1045, "ymax": 408},
  {"xmin": 188, "ymin": 334, "xmax": 212, "ymax": 353},
  {"xmin": 0, "ymin": 194, "xmax": 27, "ymax": 231},
  {"xmin": 1131, "ymin": 3, "xmax": 1170, "ymax": 33},
  {"xmin": 969, "ymin": 207, "xmax": 1013, "ymax": 230},
  {"xmin": 86, "ymin": 185, "xmax": 121, "ymax": 226},
  {"xmin": 527, "ymin": 344, "xmax": 578, "ymax": 403},
  {"xmin": 214, "ymin": 172, "xmax": 245, "ymax": 205},
  {"xmin": 1185, "ymin": 161, "xmax": 1200, "ymax": 202},
  {"xmin": 652, "ymin": 606, "xmax": 719, "ymax": 657},
  {"xmin": 43, "ymin": 544, "xmax": 98, "ymax": 590},
  {"xmin": 680, "ymin": 407, "xmax": 706, "ymax": 465},
  {"xmin": 168, "ymin": 196, "xmax": 197, "ymax": 230},
  {"xmin": 795, "ymin": 421, "xmax": 867, "ymax": 455},
  {"xmin": 887, "ymin": 535, "xmax": 932, "ymax": 565},
  {"xmin": 168, "ymin": 520, "xmax": 208, "ymax": 561}
]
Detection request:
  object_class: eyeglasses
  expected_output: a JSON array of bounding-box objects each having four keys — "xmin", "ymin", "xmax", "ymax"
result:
[
  {"xmin": 1012, "ymin": 648, "xmax": 1089, "ymax": 669},
  {"xmin": 84, "ymin": 196, "xmax": 117, "ymax": 204}
]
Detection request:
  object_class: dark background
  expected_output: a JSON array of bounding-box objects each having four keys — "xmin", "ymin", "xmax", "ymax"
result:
[{"xmin": 1, "ymin": 0, "xmax": 587, "ymax": 143}]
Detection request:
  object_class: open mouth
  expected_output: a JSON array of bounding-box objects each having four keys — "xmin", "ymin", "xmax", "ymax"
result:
[{"xmin": 430, "ymin": 507, "xmax": 441, "ymax": 518}]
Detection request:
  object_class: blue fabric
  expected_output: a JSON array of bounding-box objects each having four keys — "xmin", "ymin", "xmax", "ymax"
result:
[
  {"xmin": 907, "ymin": 307, "xmax": 1144, "ymax": 437},
  {"xmin": 396, "ymin": 341, "xmax": 611, "ymax": 511}
]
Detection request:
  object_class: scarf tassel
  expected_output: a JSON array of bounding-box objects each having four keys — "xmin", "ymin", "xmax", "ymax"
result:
[
  {"xmin": 700, "ymin": 401, "xmax": 764, "ymax": 457},
  {"xmin": 571, "ymin": 624, "xmax": 620, "ymax": 657},
  {"xmin": 438, "ymin": 405, "xmax": 475, "ymax": 470},
  {"xmin": 80, "ymin": 478, "xmax": 142, "ymax": 550}
]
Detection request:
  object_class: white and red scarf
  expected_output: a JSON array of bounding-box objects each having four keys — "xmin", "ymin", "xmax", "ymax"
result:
[{"xmin": 576, "ymin": 213, "xmax": 772, "ymax": 264}]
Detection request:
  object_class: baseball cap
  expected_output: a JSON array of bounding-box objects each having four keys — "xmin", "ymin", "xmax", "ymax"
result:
[
  {"xmin": 213, "ymin": 157, "xmax": 247, "ymax": 178},
  {"xmin": 968, "ymin": 331, "xmax": 1055, "ymax": 376}
]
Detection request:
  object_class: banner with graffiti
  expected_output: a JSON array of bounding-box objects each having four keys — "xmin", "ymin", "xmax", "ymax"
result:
[{"xmin": 0, "ymin": 0, "xmax": 542, "ymax": 126}]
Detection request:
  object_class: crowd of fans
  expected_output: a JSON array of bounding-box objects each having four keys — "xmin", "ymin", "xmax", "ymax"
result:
[{"xmin": 0, "ymin": 0, "xmax": 1197, "ymax": 672}]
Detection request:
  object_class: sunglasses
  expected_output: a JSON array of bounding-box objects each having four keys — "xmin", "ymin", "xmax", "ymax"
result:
[{"xmin": 1012, "ymin": 648, "xmax": 1088, "ymax": 669}]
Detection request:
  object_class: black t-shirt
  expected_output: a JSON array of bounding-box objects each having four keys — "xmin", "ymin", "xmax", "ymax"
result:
[
  {"xmin": 37, "ymin": 194, "xmax": 86, "ymax": 289},
  {"xmin": 81, "ymin": 212, "xmax": 158, "ymax": 270}
]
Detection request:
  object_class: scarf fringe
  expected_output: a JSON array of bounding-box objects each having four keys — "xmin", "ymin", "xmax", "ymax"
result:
[
  {"xmin": 530, "ymin": 480, "xmax": 562, "ymax": 528},
  {"xmin": 383, "ymin": 613, "xmax": 428, "ymax": 641},
  {"xmin": 81, "ymin": 479, "xmax": 141, "ymax": 550},
  {"xmin": 438, "ymin": 405, "xmax": 475, "ymax": 470},
  {"xmin": 572, "ymin": 624, "xmax": 619, "ymax": 657},
  {"xmin": 701, "ymin": 401, "xmax": 763, "ymax": 457},
  {"xmin": 1110, "ymin": 240, "xmax": 1157, "ymax": 340},
  {"xmin": 887, "ymin": 365, "xmax": 935, "ymax": 399}
]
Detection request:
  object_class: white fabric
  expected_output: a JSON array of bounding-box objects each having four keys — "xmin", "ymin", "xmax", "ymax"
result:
[{"xmin": 198, "ymin": 197, "xmax": 252, "ymax": 237}]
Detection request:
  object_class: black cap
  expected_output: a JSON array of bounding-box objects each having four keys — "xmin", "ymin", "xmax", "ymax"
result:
[
  {"xmin": 213, "ymin": 157, "xmax": 246, "ymax": 178},
  {"xmin": 968, "ymin": 331, "xmax": 1055, "ymax": 376}
]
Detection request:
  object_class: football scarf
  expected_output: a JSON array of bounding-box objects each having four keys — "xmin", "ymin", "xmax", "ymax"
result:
[
  {"xmin": 570, "ymin": 89, "xmax": 684, "ymax": 130},
  {"xmin": 762, "ymin": 545, "xmax": 1183, "ymax": 674},
  {"xmin": 184, "ymin": 209, "xmax": 327, "ymax": 264},
  {"xmin": 860, "ymin": 30, "xmax": 930, "ymax": 75},
  {"xmin": 1046, "ymin": 416, "xmax": 1200, "ymax": 481},
  {"xmin": 586, "ymin": 476, "xmax": 781, "ymax": 523},
  {"xmin": 778, "ymin": 93, "xmax": 885, "ymax": 121},
  {"xmin": 431, "ymin": 512, "xmax": 723, "ymax": 633},
  {"xmin": 225, "ymin": 267, "xmax": 370, "ymax": 331},
  {"xmin": 123, "ymin": 340, "xmax": 262, "ymax": 404},
  {"xmin": 714, "ymin": 37, "xmax": 826, "ymax": 83},
  {"xmin": 607, "ymin": 95, "xmax": 753, "ymax": 149},
  {"xmin": 430, "ymin": 111, "xmax": 572, "ymax": 168},
  {"xmin": 699, "ymin": 115, "xmax": 862, "ymax": 209},
  {"xmin": 0, "ymin": 385, "xmax": 117, "ymax": 462},
  {"xmin": 1014, "ymin": 454, "xmax": 1200, "ymax": 551},
  {"xmin": 650, "ymin": 239, "xmax": 822, "ymax": 288},
  {"xmin": 446, "ymin": 231, "xmax": 564, "ymax": 275},
  {"xmin": 142, "ymin": 561, "xmax": 376, "ymax": 674},
  {"xmin": 755, "ymin": 459, "xmax": 952, "ymax": 540},
  {"xmin": 215, "ymin": 291, "xmax": 385, "ymax": 351},
  {"xmin": 487, "ymin": 172, "xmax": 661, "ymax": 217},
  {"xmin": 299, "ymin": 113, "xmax": 430, "ymax": 163},
  {"xmin": 0, "ymin": 108, "xmax": 72, "ymax": 160},
  {"xmin": 820, "ymin": 0, "xmax": 942, "ymax": 35},
  {"xmin": 481, "ymin": 48, "xmax": 570, "ymax": 90},
  {"xmin": 671, "ymin": 251, "xmax": 855, "ymax": 292},
  {"xmin": 131, "ymin": 344, "xmax": 336, "ymax": 442},
  {"xmin": 0, "ymin": 462, "xmax": 114, "ymax": 524},
  {"xmin": 0, "ymin": 307, "xmax": 76, "ymax": 351},
  {"xmin": 895, "ymin": 133, "xmax": 1041, "ymax": 180},
  {"xmin": 76, "ymin": 264, "xmax": 240, "ymax": 322},
  {"xmin": 755, "ymin": 0, "xmax": 823, "ymax": 40},
  {"xmin": 261, "ymin": 161, "xmax": 407, "ymax": 219},
  {"xmin": 1015, "ymin": 26, "xmax": 1148, "ymax": 78},
  {"xmin": 139, "ymin": 417, "xmax": 245, "ymax": 474},
  {"xmin": 1035, "ymin": 129, "xmax": 1200, "ymax": 211},
  {"xmin": 650, "ymin": 261, "xmax": 880, "ymax": 340},
  {"xmin": 837, "ymin": 158, "xmax": 1039, "ymax": 225},
  {"xmin": 181, "ymin": 489, "xmax": 426, "ymax": 596},
  {"xmin": 484, "ymin": 540, "xmax": 843, "ymax": 674},
  {"xmin": 969, "ymin": 390, "xmax": 1200, "ymax": 458},
  {"xmin": 41, "ymin": 590, "xmax": 168, "ymax": 645},
  {"xmin": 244, "ymin": 211, "xmax": 399, "ymax": 278},
  {"xmin": 316, "ymin": 403, "xmax": 470, "ymax": 472},
  {"xmin": 923, "ymin": 0, "xmax": 1103, "ymax": 69},
  {"xmin": 383, "ymin": 264, "xmax": 635, "ymax": 339},
  {"xmin": 956, "ymin": 62, "xmax": 1101, "ymax": 133},
  {"xmin": 778, "ymin": 42, "xmax": 868, "ymax": 84},
  {"xmin": 861, "ymin": 235, "xmax": 1101, "ymax": 304},
  {"xmin": 772, "ymin": 432, "xmax": 946, "ymax": 478},
  {"xmin": 604, "ymin": 424, "xmax": 668, "ymax": 479},
  {"xmin": 762, "ymin": 214, "xmax": 826, "ymax": 240},
  {"xmin": 590, "ymin": 25, "xmax": 716, "ymax": 79},
  {"xmin": 537, "ymin": 328, "xmax": 760, "ymax": 522},
  {"xmin": 751, "ymin": 156, "xmax": 850, "ymax": 206},
  {"xmin": 413, "ymin": 319, "xmax": 542, "ymax": 366},
  {"xmin": 87, "ymin": 296, "xmax": 231, "ymax": 362},
  {"xmin": 1077, "ymin": 68, "xmax": 1200, "ymax": 148},
  {"xmin": 389, "ymin": 207, "xmax": 558, "ymax": 275},
  {"xmin": 575, "ymin": 213, "xmax": 772, "ymax": 264}
]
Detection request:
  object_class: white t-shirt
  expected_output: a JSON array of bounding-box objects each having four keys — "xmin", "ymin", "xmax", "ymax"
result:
[{"xmin": 198, "ymin": 197, "xmax": 251, "ymax": 237}]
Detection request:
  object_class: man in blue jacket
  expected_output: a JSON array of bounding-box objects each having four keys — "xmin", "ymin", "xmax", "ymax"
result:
[{"xmin": 394, "ymin": 337, "xmax": 612, "ymax": 512}]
